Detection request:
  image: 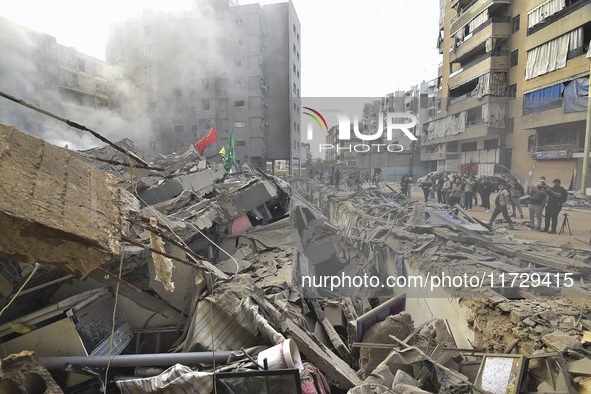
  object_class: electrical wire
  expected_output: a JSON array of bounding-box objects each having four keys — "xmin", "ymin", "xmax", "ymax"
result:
[{"xmin": 0, "ymin": 263, "xmax": 40, "ymax": 320}]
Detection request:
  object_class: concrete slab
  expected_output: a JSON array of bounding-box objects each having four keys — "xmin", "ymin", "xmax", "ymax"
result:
[{"xmin": 0, "ymin": 124, "xmax": 122, "ymax": 278}]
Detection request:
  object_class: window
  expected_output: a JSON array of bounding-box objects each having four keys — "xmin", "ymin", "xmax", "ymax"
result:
[
  {"xmin": 293, "ymin": 24, "xmax": 296, "ymax": 33},
  {"xmin": 293, "ymin": 83, "xmax": 296, "ymax": 94},
  {"xmin": 234, "ymin": 80, "xmax": 244, "ymax": 87},
  {"xmin": 528, "ymin": 135, "xmax": 537, "ymax": 152},
  {"xmin": 201, "ymin": 79, "xmax": 209, "ymax": 90},
  {"xmin": 233, "ymin": 19, "xmax": 243, "ymax": 25},
  {"xmin": 233, "ymin": 39, "xmax": 244, "ymax": 46},
  {"xmin": 144, "ymin": 65, "xmax": 152, "ymax": 74},
  {"xmin": 202, "ymin": 99, "xmax": 210, "ymax": 110},
  {"xmin": 234, "ymin": 100, "xmax": 245, "ymax": 107},
  {"xmin": 509, "ymin": 84, "xmax": 517, "ymax": 98},
  {"xmin": 77, "ymin": 59, "xmax": 85, "ymax": 72},
  {"xmin": 293, "ymin": 63, "xmax": 296, "ymax": 73},
  {"xmin": 234, "ymin": 121, "xmax": 246, "ymax": 128},
  {"xmin": 461, "ymin": 142, "xmax": 477, "ymax": 152},
  {"xmin": 512, "ymin": 15, "xmax": 520, "ymax": 33},
  {"xmin": 511, "ymin": 50, "xmax": 518, "ymax": 67},
  {"xmin": 503, "ymin": 148, "xmax": 512, "ymax": 169},
  {"xmin": 175, "ymin": 125, "xmax": 184, "ymax": 132},
  {"xmin": 483, "ymin": 139, "xmax": 499, "ymax": 150},
  {"xmin": 234, "ymin": 59, "xmax": 242, "ymax": 66},
  {"xmin": 293, "ymin": 44, "xmax": 296, "ymax": 53},
  {"xmin": 200, "ymin": 39, "xmax": 208, "ymax": 48},
  {"xmin": 192, "ymin": 125, "xmax": 199, "ymax": 132},
  {"xmin": 143, "ymin": 46, "xmax": 151, "ymax": 56},
  {"xmin": 506, "ymin": 118, "xmax": 514, "ymax": 134},
  {"xmin": 236, "ymin": 140, "xmax": 246, "ymax": 146}
]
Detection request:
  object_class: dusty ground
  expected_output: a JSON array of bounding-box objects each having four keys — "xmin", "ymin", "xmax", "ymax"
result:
[{"xmin": 407, "ymin": 185, "xmax": 591, "ymax": 249}]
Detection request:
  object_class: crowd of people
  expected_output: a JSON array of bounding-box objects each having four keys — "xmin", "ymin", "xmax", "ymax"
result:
[
  {"xmin": 311, "ymin": 168, "xmax": 569, "ymax": 233},
  {"xmin": 415, "ymin": 172, "xmax": 568, "ymax": 232}
]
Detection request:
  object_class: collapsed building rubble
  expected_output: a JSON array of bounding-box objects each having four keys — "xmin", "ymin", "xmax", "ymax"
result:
[{"xmin": 0, "ymin": 124, "xmax": 590, "ymax": 393}]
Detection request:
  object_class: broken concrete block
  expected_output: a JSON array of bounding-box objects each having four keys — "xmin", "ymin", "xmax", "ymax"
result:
[
  {"xmin": 390, "ymin": 384, "xmax": 432, "ymax": 393},
  {"xmin": 176, "ymin": 164, "xmax": 226, "ymax": 196},
  {"xmin": 510, "ymin": 310, "xmax": 530, "ymax": 324},
  {"xmin": 538, "ymin": 309, "xmax": 557, "ymax": 321},
  {"xmin": 568, "ymin": 357, "xmax": 591, "ymax": 375},
  {"xmin": 392, "ymin": 370, "xmax": 421, "ymax": 388},
  {"xmin": 0, "ymin": 351, "xmax": 62, "ymax": 393},
  {"xmin": 359, "ymin": 313, "xmax": 413, "ymax": 379},
  {"xmin": 542, "ymin": 331, "xmax": 582, "ymax": 352},
  {"xmin": 139, "ymin": 179, "xmax": 184, "ymax": 205},
  {"xmin": 324, "ymin": 302, "xmax": 345, "ymax": 327},
  {"xmin": 348, "ymin": 383, "xmax": 393, "ymax": 393},
  {"xmin": 0, "ymin": 124, "xmax": 123, "ymax": 278},
  {"xmin": 216, "ymin": 178, "xmax": 277, "ymax": 218}
]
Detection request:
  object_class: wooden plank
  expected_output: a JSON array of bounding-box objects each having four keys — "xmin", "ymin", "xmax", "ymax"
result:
[
  {"xmin": 516, "ymin": 251, "xmax": 586, "ymax": 274},
  {"xmin": 280, "ymin": 318, "xmax": 362, "ymax": 390}
]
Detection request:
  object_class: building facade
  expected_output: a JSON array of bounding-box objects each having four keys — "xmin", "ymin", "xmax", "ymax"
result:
[
  {"xmin": 0, "ymin": 17, "xmax": 111, "ymax": 147},
  {"xmin": 427, "ymin": 0, "xmax": 590, "ymax": 189},
  {"xmin": 106, "ymin": 0, "xmax": 301, "ymax": 170}
]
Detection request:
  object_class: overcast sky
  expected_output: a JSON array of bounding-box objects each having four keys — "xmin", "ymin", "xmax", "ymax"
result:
[{"xmin": 1, "ymin": 0, "xmax": 441, "ymax": 98}]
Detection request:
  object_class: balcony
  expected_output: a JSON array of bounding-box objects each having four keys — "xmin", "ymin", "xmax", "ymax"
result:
[
  {"xmin": 449, "ymin": 17, "xmax": 511, "ymax": 63},
  {"xmin": 449, "ymin": 51, "xmax": 508, "ymax": 89},
  {"xmin": 450, "ymin": 0, "xmax": 512, "ymax": 35},
  {"xmin": 448, "ymin": 92, "xmax": 506, "ymax": 114},
  {"xmin": 520, "ymin": 104, "xmax": 587, "ymax": 130},
  {"xmin": 527, "ymin": 0, "xmax": 591, "ymax": 36}
]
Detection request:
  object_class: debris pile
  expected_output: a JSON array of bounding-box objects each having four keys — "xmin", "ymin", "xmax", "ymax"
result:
[{"xmin": 0, "ymin": 124, "xmax": 590, "ymax": 393}]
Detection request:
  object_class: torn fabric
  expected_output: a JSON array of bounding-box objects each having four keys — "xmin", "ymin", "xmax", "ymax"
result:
[{"xmin": 116, "ymin": 364, "xmax": 212, "ymax": 394}]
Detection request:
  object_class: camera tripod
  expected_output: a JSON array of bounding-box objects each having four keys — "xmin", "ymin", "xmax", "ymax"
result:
[{"xmin": 559, "ymin": 213, "xmax": 571, "ymax": 235}]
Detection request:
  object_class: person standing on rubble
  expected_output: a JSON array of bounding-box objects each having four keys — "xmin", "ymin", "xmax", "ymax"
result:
[
  {"xmin": 488, "ymin": 183, "xmax": 514, "ymax": 230},
  {"xmin": 420, "ymin": 175, "xmax": 433, "ymax": 203},
  {"xmin": 449, "ymin": 179, "xmax": 463, "ymax": 207},
  {"xmin": 540, "ymin": 178, "xmax": 568, "ymax": 234},
  {"xmin": 480, "ymin": 176, "xmax": 493, "ymax": 212},
  {"xmin": 509, "ymin": 180, "xmax": 524, "ymax": 219},
  {"xmin": 527, "ymin": 180, "xmax": 546, "ymax": 231},
  {"xmin": 373, "ymin": 172, "xmax": 381, "ymax": 188},
  {"xmin": 464, "ymin": 176, "xmax": 475, "ymax": 210},
  {"xmin": 436, "ymin": 174, "xmax": 445, "ymax": 204},
  {"xmin": 442, "ymin": 175, "xmax": 452, "ymax": 204},
  {"xmin": 400, "ymin": 173, "xmax": 410, "ymax": 197},
  {"xmin": 473, "ymin": 176, "xmax": 480, "ymax": 206}
]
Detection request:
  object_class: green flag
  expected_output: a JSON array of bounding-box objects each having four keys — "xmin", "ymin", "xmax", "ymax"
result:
[{"xmin": 218, "ymin": 130, "xmax": 236, "ymax": 183}]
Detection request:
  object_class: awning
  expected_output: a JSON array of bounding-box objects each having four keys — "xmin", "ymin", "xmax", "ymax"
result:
[{"xmin": 532, "ymin": 159, "xmax": 575, "ymax": 189}]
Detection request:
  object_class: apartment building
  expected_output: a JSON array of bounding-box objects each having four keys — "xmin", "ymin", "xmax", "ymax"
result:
[
  {"xmin": 0, "ymin": 17, "xmax": 110, "ymax": 143},
  {"xmin": 353, "ymin": 81, "xmax": 439, "ymax": 180},
  {"xmin": 106, "ymin": 0, "xmax": 301, "ymax": 171},
  {"xmin": 426, "ymin": 0, "xmax": 590, "ymax": 189}
]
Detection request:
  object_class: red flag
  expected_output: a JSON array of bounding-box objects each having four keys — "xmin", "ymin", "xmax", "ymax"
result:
[{"xmin": 195, "ymin": 125, "xmax": 218, "ymax": 155}]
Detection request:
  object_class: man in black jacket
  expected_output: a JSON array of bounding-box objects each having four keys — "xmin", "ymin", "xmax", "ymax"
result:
[
  {"xmin": 540, "ymin": 178, "xmax": 568, "ymax": 234},
  {"xmin": 479, "ymin": 177, "xmax": 493, "ymax": 212}
]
